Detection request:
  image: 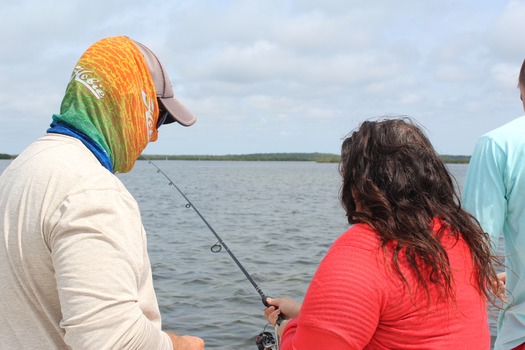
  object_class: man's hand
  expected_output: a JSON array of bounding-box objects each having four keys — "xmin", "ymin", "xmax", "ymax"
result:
[
  {"xmin": 166, "ymin": 332, "xmax": 205, "ymax": 350},
  {"xmin": 497, "ymin": 272, "xmax": 507, "ymax": 302}
]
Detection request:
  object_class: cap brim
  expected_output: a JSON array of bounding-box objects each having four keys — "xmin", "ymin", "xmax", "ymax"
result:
[
  {"xmin": 132, "ymin": 38, "xmax": 196, "ymax": 127},
  {"xmin": 158, "ymin": 97, "xmax": 196, "ymax": 127}
]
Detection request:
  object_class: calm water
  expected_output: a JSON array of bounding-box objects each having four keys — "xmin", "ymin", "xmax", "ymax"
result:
[
  {"xmin": 0, "ymin": 160, "xmax": 499, "ymax": 349},
  {"xmin": 122, "ymin": 160, "xmax": 346, "ymax": 349}
]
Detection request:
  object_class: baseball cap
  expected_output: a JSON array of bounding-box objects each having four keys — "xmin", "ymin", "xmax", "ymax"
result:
[{"xmin": 133, "ymin": 40, "xmax": 196, "ymax": 127}]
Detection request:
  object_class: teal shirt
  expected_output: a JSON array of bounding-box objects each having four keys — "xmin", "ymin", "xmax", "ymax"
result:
[{"xmin": 462, "ymin": 116, "xmax": 525, "ymax": 350}]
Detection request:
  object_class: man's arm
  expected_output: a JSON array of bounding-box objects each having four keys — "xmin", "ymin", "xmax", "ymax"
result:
[
  {"xmin": 48, "ymin": 186, "xmax": 199, "ymax": 349},
  {"xmin": 462, "ymin": 135, "xmax": 507, "ymax": 251}
]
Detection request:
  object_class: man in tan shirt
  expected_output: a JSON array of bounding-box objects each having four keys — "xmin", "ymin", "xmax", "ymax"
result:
[{"xmin": 0, "ymin": 36, "xmax": 204, "ymax": 349}]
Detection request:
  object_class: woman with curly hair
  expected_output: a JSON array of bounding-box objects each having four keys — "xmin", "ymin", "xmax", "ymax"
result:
[{"xmin": 264, "ymin": 117, "xmax": 501, "ymax": 349}]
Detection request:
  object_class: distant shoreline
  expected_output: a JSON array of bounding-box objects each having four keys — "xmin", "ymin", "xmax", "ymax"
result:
[
  {"xmin": 140, "ymin": 153, "xmax": 471, "ymax": 164},
  {"xmin": 0, "ymin": 153, "xmax": 471, "ymax": 164}
]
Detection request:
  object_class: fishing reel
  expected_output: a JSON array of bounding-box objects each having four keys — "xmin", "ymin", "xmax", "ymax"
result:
[{"xmin": 255, "ymin": 331, "xmax": 277, "ymax": 350}]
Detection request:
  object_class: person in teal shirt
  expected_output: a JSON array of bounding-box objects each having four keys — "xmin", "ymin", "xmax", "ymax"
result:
[{"xmin": 462, "ymin": 58, "xmax": 525, "ymax": 350}]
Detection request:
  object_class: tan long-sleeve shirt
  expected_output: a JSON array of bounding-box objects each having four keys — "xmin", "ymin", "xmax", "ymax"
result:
[{"xmin": 0, "ymin": 134, "xmax": 172, "ymax": 349}]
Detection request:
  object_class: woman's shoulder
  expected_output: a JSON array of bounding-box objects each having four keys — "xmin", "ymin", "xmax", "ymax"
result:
[{"xmin": 331, "ymin": 223, "xmax": 381, "ymax": 252}]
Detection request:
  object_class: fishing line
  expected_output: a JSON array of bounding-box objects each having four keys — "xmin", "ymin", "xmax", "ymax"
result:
[{"xmin": 141, "ymin": 155, "xmax": 272, "ymax": 307}]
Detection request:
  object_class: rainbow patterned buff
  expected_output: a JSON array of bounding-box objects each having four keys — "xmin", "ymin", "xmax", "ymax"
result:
[{"xmin": 49, "ymin": 36, "xmax": 160, "ymax": 173}]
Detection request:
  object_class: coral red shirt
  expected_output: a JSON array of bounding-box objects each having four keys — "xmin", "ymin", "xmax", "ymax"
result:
[{"xmin": 280, "ymin": 222, "xmax": 490, "ymax": 349}]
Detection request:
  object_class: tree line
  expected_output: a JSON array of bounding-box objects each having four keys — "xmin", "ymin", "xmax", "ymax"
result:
[
  {"xmin": 141, "ymin": 153, "xmax": 470, "ymax": 164},
  {"xmin": 1, "ymin": 152, "xmax": 470, "ymax": 163}
]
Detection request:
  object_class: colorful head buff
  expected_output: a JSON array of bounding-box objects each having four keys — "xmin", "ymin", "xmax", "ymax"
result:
[{"xmin": 51, "ymin": 36, "xmax": 159, "ymax": 173}]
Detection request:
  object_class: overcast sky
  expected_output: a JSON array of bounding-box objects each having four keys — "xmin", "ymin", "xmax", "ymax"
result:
[{"xmin": 2, "ymin": 0, "xmax": 525, "ymax": 156}]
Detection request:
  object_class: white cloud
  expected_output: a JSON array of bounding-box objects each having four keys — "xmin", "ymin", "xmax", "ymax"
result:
[
  {"xmin": 491, "ymin": 63, "xmax": 521, "ymax": 88},
  {"xmin": 1, "ymin": 0, "xmax": 524, "ymax": 156},
  {"xmin": 488, "ymin": 0, "xmax": 525, "ymax": 59}
]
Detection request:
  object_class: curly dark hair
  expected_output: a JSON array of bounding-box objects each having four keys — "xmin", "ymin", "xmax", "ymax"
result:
[
  {"xmin": 339, "ymin": 117, "xmax": 500, "ymax": 304},
  {"xmin": 520, "ymin": 58, "xmax": 525, "ymax": 88}
]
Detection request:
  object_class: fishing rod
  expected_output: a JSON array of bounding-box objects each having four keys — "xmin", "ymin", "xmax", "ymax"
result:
[{"xmin": 141, "ymin": 155, "xmax": 273, "ymax": 308}]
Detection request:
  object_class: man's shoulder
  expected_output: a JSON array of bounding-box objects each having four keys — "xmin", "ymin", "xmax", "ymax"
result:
[
  {"xmin": 476, "ymin": 116, "xmax": 525, "ymax": 152},
  {"xmin": 13, "ymin": 135, "xmax": 122, "ymax": 193},
  {"xmin": 485, "ymin": 116, "xmax": 525, "ymax": 139}
]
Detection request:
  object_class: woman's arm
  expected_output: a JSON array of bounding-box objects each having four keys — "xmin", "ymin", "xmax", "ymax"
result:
[{"xmin": 277, "ymin": 237, "xmax": 386, "ymax": 350}]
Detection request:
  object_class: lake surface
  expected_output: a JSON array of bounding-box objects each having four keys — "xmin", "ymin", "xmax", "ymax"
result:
[{"xmin": 0, "ymin": 160, "xmax": 499, "ymax": 349}]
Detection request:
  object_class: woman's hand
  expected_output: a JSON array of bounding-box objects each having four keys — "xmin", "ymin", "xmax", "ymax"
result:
[{"xmin": 263, "ymin": 297, "xmax": 302, "ymax": 326}]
